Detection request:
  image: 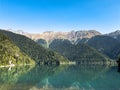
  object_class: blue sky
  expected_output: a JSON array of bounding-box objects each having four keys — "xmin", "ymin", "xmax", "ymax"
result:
[{"xmin": 0, "ymin": 0, "xmax": 120, "ymax": 33}]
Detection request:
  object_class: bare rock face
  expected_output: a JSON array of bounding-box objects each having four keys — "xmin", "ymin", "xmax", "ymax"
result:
[
  {"xmin": 14, "ymin": 30, "xmax": 101, "ymax": 44},
  {"xmin": 67, "ymin": 30, "xmax": 101, "ymax": 42}
]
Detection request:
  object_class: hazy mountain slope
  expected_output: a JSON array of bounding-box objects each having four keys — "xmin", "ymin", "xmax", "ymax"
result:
[
  {"xmin": 87, "ymin": 35, "xmax": 120, "ymax": 59},
  {"xmin": 107, "ymin": 30, "xmax": 120, "ymax": 37},
  {"xmin": 0, "ymin": 30, "xmax": 68, "ymax": 64},
  {"xmin": 0, "ymin": 33, "xmax": 35, "ymax": 66},
  {"xmin": 36, "ymin": 39, "xmax": 48, "ymax": 48},
  {"xmin": 106, "ymin": 30, "xmax": 120, "ymax": 42},
  {"xmin": 49, "ymin": 39, "xmax": 109, "ymax": 63}
]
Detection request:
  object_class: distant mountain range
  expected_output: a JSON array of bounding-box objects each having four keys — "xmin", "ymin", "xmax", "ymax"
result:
[
  {"xmin": 13, "ymin": 30, "xmax": 101, "ymax": 43},
  {"xmin": 1, "ymin": 29, "xmax": 120, "ymax": 63},
  {"xmin": 12, "ymin": 29, "xmax": 120, "ymax": 43}
]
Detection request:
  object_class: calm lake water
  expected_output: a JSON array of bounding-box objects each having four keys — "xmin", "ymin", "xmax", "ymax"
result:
[{"xmin": 0, "ymin": 65, "xmax": 120, "ymax": 90}]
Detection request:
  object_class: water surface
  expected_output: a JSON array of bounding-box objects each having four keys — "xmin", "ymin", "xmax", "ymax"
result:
[{"xmin": 0, "ymin": 65, "xmax": 120, "ymax": 90}]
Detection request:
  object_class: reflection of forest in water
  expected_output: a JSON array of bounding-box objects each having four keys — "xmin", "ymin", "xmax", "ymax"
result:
[{"xmin": 0, "ymin": 64, "xmax": 119, "ymax": 90}]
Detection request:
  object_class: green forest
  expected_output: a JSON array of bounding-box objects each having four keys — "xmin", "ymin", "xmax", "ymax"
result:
[
  {"xmin": 0, "ymin": 29, "xmax": 118, "ymax": 66},
  {"xmin": 0, "ymin": 30, "xmax": 68, "ymax": 66},
  {"xmin": 49, "ymin": 39, "xmax": 110, "ymax": 64},
  {"xmin": 0, "ymin": 33, "xmax": 35, "ymax": 66}
]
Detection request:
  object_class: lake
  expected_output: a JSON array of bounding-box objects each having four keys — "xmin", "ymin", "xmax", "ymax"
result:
[{"xmin": 0, "ymin": 64, "xmax": 120, "ymax": 90}]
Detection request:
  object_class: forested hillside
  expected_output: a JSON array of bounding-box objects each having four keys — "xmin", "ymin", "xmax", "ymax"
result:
[
  {"xmin": 87, "ymin": 35, "xmax": 120, "ymax": 59},
  {"xmin": 0, "ymin": 30, "xmax": 68, "ymax": 64},
  {"xmin": 50, "ymin": 39, "xmax": 109, "ymax": 63},
  {"xmin": 0, "ymin": 33, "xmax": 35, "ymax": 66}
]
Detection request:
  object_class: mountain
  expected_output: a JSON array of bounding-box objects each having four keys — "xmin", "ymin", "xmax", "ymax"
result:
[
  {"xmin": 106, "ymin": 30, "xmax": 120, "ymax": 42},
  {"xmin": 6, "ymin": 29, "xmax": 120, "ymax": 61},
  {"xmin": 13, "ymin": 30, "xmax": 101, "ymax": 44},
  {"xmin": 107, "ymin": 30, "xmax": 120, "ymax": 37},
  {"xmin": 49, "ymin": 39, "xmax": 109, "ymax": 64},
  {"xmin": 0, "ymin": 32, "xmax": 35, "ymax": 66},
  {"xmin": 0, "ymin": 29, "xmax": 69, "ymax": 64},
  {"xmin": 87, "ymin": 35, "xmax": 120, "ymax": 59},
  {"xmin": 36, "ymin": 39, "xmax": 48, "ymax": 48},
  {"xmin": 67, "ymin": 30, "xmax": 101, "ymax": 42}
]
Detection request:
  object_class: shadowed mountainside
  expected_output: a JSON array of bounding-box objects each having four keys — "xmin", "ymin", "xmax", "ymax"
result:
[
  {"xmin": 87, "ymin": 35, "xmax": 120, "ymax": 59},
  {"xmin": 49, "ymin": 39, "xmax": 109, "ymax": 63}
]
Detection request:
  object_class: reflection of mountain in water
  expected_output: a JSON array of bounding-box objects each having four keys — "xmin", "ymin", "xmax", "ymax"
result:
[
  {"xmin": 0, "ymin": 64, "xmax": 117, "ymax": 90},
  {"xmin": 30, "ymin": 78, "xmax": 94, "ymax": 90},
  {"xmin": 9, "ymin": 65, "xmax": 67, "ymax": 90},
  {"xmin": 0, "ymin": 65, "xmax": 34, "ymax": 90},
  {"xmin": 18, "ymin": 65, "xmax": 110, "ymax": 89},
  {"xmin": 38, "ymin": 78, "xmax": 53, "ymax": 89},
  {"xmin": 47, "ymin": 65, "xmax": 109, "ymax": 88}
]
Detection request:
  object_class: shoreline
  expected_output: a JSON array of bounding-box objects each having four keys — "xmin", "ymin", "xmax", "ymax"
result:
[
  {"xmin": 0, "ymin": 63, "xmax": 35, "ymax": 68},
  {"xmin": 0, "ymin": 64, "xmax": 15, "ymax": 68},
  {"xmin": 0, "ymin": 61, "xmax": 117, "ymax": 68}
]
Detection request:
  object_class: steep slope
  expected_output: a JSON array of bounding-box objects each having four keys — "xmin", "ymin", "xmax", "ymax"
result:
[
  {"xmin": 0, "ymin": 33, "xmax": 35, "ymax": 66},
  {"xmin": 75, "ymin": 38, "xmax": 89, "ymax": 44},
  {"xmin": 49, "ymin": 39, "xmax": 109, "ymax": 63},
  {"xmin": 0, "ymin": 30, "xmax": 68, "ymax": 64},
  {"xmin": 87, "ymin": 35, "xmax": 120, "ymax": 59}
]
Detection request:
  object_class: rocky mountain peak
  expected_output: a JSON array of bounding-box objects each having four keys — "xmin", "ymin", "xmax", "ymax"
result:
[
  {"xmin": 11, "ymin": 30, "xmax": 101, "ymax": 43},
  {"xmin": 107, "ymin": 30, "xmax": 120, "ymax": 37}
]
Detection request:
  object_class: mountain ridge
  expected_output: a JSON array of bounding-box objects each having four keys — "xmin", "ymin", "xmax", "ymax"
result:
[
  {"xmin": 1, "ymin": 29, "xmax": 120, "ymax": 60},
  {"xmin": 10, "ymin": 29, "xmax": 120, "ymax": 44},
  {"xmin": 12, "ymin": 30, "xmax": 101, "ymax": 44}
]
